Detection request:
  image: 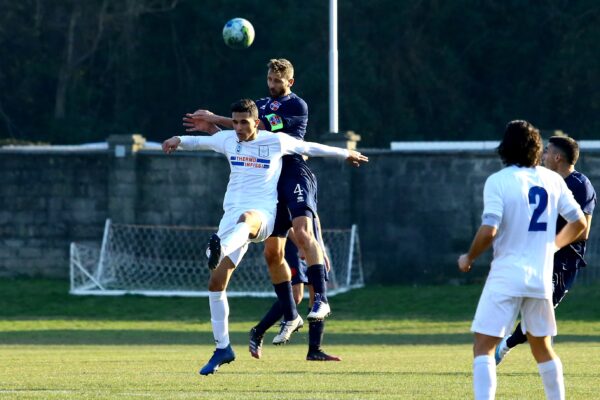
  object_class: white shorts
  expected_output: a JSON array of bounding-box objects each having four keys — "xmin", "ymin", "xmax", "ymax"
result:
[
  {"xmin": 214, "ymin": 208, "xmax": 275, "ymax": 267},
  {"xmin": 471, "ymin": 285, "xmax": 557, "ymax": 338}
]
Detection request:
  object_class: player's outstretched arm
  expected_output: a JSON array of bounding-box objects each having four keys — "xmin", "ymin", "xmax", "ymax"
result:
[
  {"xmin": 279, "ymin": 134, "xmax": 368, "ymax": 167},
  {"xmin": 162, "ymin": 133, "xmax": 225, "ymax": 154}
]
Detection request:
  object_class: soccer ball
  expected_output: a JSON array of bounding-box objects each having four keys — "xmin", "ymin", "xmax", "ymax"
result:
[{"xmin": 222, "ymin": 18, "xmax": 255, "ymax": 49}]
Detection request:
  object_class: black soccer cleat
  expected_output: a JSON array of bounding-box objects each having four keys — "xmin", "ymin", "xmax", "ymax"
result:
[
  {"xmin": 306, "ymin": 349, "xmax": 342, "ymax": 361},
  {"xmin": 249, "ymin": 327, "xmax": 264, "ymax": 359},
  {"xmin": 207, "ymin": 234, "xmax": 221, "ymax": 270}
]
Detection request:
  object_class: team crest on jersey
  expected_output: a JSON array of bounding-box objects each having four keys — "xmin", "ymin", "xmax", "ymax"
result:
[
  {"xmin": 259, "ymin": 145, "xmax": 269, "ymax": 158},
  {"xmin": 269, "ymin": 101, "xmax": 281, "ymax": 111},
  {"xmin": 236, "ymin": 143, "xmax": 242, "ymax": 153}
]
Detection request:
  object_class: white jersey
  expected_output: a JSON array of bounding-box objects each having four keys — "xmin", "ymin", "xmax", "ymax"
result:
[
  {"xmin": 483, "ymin": 165, "xmax": 583, "ymax": 299},
  {"xmin": 178, "ymin": 130, "xmax": 349, "ymax": 214}
]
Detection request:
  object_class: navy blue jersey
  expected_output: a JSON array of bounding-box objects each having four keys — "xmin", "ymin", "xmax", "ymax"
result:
[
  {"xmin": 556, "ymin": 170, "xmax": 596, "ymax": 264},
  {"xmin": 256, "ymin": 92, "xmax": 308, "ymax": 140},
  {"xmin": 256, "ymin": 93, "xmax": 309, "ymax": 171}
]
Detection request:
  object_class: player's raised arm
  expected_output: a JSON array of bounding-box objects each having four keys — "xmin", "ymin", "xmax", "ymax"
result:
[
  {"xmin": 184, "ymin": 109, "xmax": 235, "ymax": 131},
  {"xmin": 278, "ymin": 133, "xmax": 368, "ymax": 167},
  {"xmin": 182, "ymin": 112, "xmax": 222, "ymax": 135}
]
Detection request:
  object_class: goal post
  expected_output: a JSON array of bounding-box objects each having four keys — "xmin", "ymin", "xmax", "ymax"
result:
[{"xmin": 70, "ymin": 219, "xmax": 364, "ymax": 297}]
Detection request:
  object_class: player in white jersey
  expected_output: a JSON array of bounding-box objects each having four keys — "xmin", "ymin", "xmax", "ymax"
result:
[
  {"xmin": 162, "ymin": 99, "xmax": 368, "ymax": 376},
  {"xmin": 458, "ymin": 120, "xmax": 586, "ymax": 400}
]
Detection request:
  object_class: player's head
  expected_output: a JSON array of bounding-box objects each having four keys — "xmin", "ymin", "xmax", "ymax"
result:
[
  {"xmin": 267, "ymin": 58, "xmax": 294, "ymax": 98},
  {"xmin": 231, "ymin": 99, "xmax": 260, "ymax": 141},
  {"xmin": 543, "ymin": 136, "xmax": 579, "ymax": 170},
  {"xmin": 497, "ymin": 120, "xmax": 542, "ymax": 167}
]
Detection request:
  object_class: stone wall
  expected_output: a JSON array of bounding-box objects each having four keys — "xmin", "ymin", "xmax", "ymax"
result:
[{"xmin": 2, "ymin": 137, "xmax": 600, "ymax": 283}]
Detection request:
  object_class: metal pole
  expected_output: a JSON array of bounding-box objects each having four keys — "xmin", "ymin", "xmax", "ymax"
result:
[{"xmin": 329, "ymin": 0, "xmax": 339, "ymax": 133}]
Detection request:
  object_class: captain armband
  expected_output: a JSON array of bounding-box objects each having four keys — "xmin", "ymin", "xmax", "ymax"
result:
[
  {"xmin": 482, "ymin": 213, "xmax": 501, "ymax": 228},
  {"xmin": 265, "ymin": 113, "xmax": 284, "ymax": 131}
]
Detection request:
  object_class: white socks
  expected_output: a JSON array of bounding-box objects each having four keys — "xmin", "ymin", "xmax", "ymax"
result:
[
  {"xmin": 208, "ymin": 291, "xmax": 230, "ymax": 349},
  {"xmin": 538, "ymin": 358, "xmax": 565, "ymax": 400},
  {"xmin": 472, "ymin": 355, "xmax": 564, "ymax": 400},
  {"xmin": 221, "ymin": 222, "xmax": 251, "ymax": 258},
  {"xmin": 473, "ymin": 355, "xmax": 496, "ymax": 400}
]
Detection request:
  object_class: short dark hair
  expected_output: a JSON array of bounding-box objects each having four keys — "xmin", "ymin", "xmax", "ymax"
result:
[
  {"xmin": 230, "ymin": 98, "xmax": 258, "ymax": 119},
  {"xmin": 549, "ymin": 135, "xmax": 579, "ymax": 165},
  {"xmin": 497, "ymin": 120, "xmax": 542, "ymax": 167},
  {"xmin": 267, "ymin": 58, "xmax": 294, "ymax": 79}
]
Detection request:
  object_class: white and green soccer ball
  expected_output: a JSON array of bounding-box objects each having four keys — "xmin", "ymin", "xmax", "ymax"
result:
[{"xmin": 222, "ymin": 18, "xmax": 255, "ymax": 49}]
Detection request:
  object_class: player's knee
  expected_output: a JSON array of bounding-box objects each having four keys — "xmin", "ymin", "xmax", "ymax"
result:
[
  {"xmin": 264, "ymin": 245, "xmax": 284, "ymax": 268},
  {"xmin": 294, "ymin": 229, "xmax": 314, "ymax": 252},
  {"xmin": 207, "ymin": 276, "xmax": 226, "ymax": 292}
]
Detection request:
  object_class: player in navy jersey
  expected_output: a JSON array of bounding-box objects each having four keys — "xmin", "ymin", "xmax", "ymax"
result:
[
  {"xmin": 495, "ymin": 135, "xmax": 596, "ymax": 365},
  {"xmin": 183, "ymin": 59, "xmax": 340, "ymax": 361}
]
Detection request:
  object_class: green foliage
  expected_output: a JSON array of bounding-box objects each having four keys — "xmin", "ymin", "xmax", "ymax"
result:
[{"xmin": 0, "ymin": 1, "xmax": 599, "ymax": 146}]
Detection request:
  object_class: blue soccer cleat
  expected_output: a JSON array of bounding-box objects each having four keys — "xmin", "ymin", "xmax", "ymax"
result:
[
  {"xmin": 495, "ymin": 336, "xmax": 511, "ymax": 365},
  {"xmin": 199, "ymin": 345, "xmax": 236, "ymax": 375},
  {"xmin": 207, "ymin": 234, "xmax": 221, "ymax": 270}
]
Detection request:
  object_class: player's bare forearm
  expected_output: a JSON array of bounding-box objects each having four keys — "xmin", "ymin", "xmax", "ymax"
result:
[
  {"xmin": 458, "ymin": 225, "xmax": 497, "ymax": 272},
  {"xmin": 556, "ymin": 216, "xmax": 587, "ymax": 249},
  {"xmin": 575, "ymin": 214, "xmax": 592, "ymax": 241}
]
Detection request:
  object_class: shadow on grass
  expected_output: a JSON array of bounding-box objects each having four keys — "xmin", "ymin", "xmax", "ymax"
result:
[{"xmin": 0, "ymin": 330, "xmax": 599, "ymax": 346}]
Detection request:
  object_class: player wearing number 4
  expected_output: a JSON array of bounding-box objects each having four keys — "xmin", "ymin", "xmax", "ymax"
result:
[
  {"xmin": 184, "ymin": 59, "xmax": 341, "ymax": 361},
  {"xmin": 458, "ymin": 120, "xmax": 587, "ymax": 400},
  {"xmin": 495, "ymin": 135, "xmax": 596, "ymax": 365},
  {"xmin": 162, "ymin": 99, "xmax": 368, "ymax": 376}
]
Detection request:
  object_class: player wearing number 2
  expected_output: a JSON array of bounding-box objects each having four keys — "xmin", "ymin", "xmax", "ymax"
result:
[
  {"xmin": 457, "ymin": 120, "xmax": 587, "ymax": 400},
  {"xmin": 494, "ymin": 135, "xmax": 596, "ymax": 365}
]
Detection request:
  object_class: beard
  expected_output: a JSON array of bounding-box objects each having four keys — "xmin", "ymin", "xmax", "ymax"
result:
[{"xmin": 269, "ymin": 87, "xmax": 285, "ymax": 98}]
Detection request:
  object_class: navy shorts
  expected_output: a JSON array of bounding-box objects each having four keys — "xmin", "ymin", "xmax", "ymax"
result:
[
  {"xmin": 552, "ymin": 253, "xmax": 582, "ymax": 307},
  {"xmin": 271, "ymin": 162, "xmax": 318, "ymax": 237}
]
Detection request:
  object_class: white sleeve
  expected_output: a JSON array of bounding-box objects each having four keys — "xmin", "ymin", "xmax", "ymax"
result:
[
  {"xmin": 482, "ymin": 175, "xmax": 503, "ymax": 220},
  {"xmin": 177, "ymin": 132, "xmax": 226, "ymax": 154},
  {"xmin": 557, "ymin": 178, "xmax": 584, "ymax": 222},
  {"xmin": 278, "ymin": 133, "xmax": 349, "ymax": 160}
]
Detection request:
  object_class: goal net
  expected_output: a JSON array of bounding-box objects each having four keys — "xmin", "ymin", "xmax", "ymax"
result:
[{"xmin": 70, "ymin": 219, "xmax": 364, "ymax": 297}]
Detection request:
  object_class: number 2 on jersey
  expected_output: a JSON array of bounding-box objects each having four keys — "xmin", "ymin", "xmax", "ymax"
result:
[{"xmin": 528, "ymin": 186, "xmax": 548, "ymax": 232}]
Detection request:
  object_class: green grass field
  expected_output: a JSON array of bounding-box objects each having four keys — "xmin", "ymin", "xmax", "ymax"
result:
[{"xmin": 1, "ymin": 279, "xmax": 599, "ymax": 399}]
